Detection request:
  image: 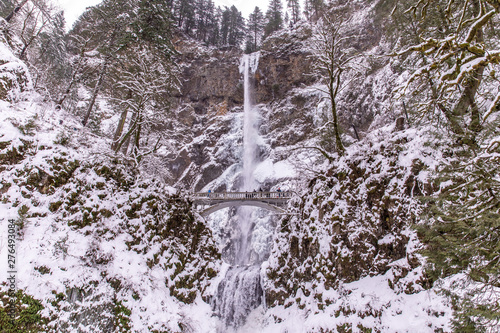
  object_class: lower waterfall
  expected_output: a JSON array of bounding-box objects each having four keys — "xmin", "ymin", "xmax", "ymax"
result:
[{"xmin": 212, "ymin": 265, "xmax": 263, "ymax": 329}]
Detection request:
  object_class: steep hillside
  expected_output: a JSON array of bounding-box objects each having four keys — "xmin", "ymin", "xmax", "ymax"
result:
[
  {"xmin": 261, "ymin": 124, "xmax": 452, "ymax": 332},
  {"xmin": 0, "ymin": 39, "xmax": 222, "ymax": 332}
]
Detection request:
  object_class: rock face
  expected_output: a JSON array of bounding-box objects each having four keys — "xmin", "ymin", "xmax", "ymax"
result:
[
  {"xmin": 165, "ymin": 2, "xmax": 403, "ymax": 191},
  {"xmin": 166, "ymin": 28, "xmax": 320, "ymax": 191},
  {"xmin": 264, "ymin": 127, "xmax": 434, "ymax": 308},
  {"xmin": 254, "ymin": 26, "xmax": 316, "ymax": 104},
  {"xmin": 0, "ymin": 20, "xmax": 32, "ymax": 102},
  {"xmin": 173, "ymin": 41, "xmax": 244, "ymax": 110}
]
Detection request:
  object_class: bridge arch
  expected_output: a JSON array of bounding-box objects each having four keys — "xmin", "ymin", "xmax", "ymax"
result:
[{"xmin": 199, "ymin": 200, "xmax": 285, "ymax": 217}]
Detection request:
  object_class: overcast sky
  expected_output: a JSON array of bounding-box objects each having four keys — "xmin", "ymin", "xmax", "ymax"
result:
[{"xmin": 54, "ymin": 0, "xmax": 272, "ymax": 29}]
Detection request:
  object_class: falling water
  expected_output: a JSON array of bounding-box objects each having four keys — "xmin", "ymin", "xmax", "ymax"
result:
[
  {"xmin": 241, "ymin": 52, "xmax": 259, "ymax": 193},
  {"xmin": 235, "ymin": 52, "xmax": 260, "ymax": 266},
  {"xmin": 213, "ymin": 52, "xmax": 264, "ymax": 331}
]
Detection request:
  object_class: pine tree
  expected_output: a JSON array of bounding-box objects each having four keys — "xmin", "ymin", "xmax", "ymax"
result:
[
  {"xmin": 220, "ymin": 6, "xmax": 245, "ymax": 47},
  {"xmin": 33, "ymin": 11, "xmax": 70, "ymax": 95},
  {"xmin": 173, "ymin": 0, "xmax": 196, "ymax": 35},
  {"xmin": 245, "ymin": 6, "xmax": 264, "ymax": 53},
  {"xmin": 207, "ymin": 6, "xmax": 222, "ymax": 46},
  {"xmin": 287, "ymin": 0, "xmax": 300, "ymax": 25},
  {"xmin": 264, "ymin": 0, "xmax": 283, "ymax": 38},
  {"xmin": 304, "ymin": 0, "xmax": 324, "ymax": 22},
  {"xmin": 134, "ymin": 0, "xmax": 175, "ymax": 60}
]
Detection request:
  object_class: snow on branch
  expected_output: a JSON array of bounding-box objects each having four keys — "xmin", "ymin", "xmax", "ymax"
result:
[{"xmin": 465, "ymin": 9, "xmax": 496, "ymax": 43}]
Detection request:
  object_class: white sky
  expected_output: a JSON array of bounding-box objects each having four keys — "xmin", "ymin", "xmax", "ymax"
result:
[
  {"xmin": 55, "ymin": 0, "xmax": 272, "ymax": 29},
  {"xmin": 54, "ymin": 0, "xmax": 102, "ymax": 28}
]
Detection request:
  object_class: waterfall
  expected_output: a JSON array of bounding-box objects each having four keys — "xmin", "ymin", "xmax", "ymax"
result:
[
  {"xmin": 212, "ymin": 265, "xmax": 263, "ymax": 328},
  {"xmin": 213, "ymin": 52, "xmax": 264, "ymax": 331},
  {"xmin": 235, "ymin": 52, "xmax": 260, "ymax": 266},
  {"xmin": 241, "ymin": 52, "xmax": 259, "ymax": 193}
]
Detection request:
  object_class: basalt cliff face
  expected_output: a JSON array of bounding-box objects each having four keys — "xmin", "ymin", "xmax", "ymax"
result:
[
  {"xmin": 163, "ymin": 2, "xmax": 400, "ymax": 192},
  {"xmin": 164, "ymin": 30, "xmax": 322, "ymax": 191}
]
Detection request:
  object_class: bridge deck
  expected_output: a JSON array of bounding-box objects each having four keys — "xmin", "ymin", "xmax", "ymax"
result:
[
  {"xmin": 191, "ymin": 191, "xmax": 291, "ymax": 204},
  {"xmin": 191, "ymin": 191, "xmax": 292, "ymax": 216}
]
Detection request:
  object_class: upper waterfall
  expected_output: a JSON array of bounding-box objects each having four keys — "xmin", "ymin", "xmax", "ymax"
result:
[
  {"xmin": 239, "ymin": 51, "xmax": 260, "ymax": 76},
  {"xmin": 240, "ymin": 52, "xmax": 261, "ymax": 193}
]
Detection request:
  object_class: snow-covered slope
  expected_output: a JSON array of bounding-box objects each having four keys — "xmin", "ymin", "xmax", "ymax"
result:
[
  {"xmin": 0, "ymin": 40, "xmax": 222, "ymax": 332},
  {"xmin": 261, "ymin": 124, "xmax": 453, "ymax": 332}
]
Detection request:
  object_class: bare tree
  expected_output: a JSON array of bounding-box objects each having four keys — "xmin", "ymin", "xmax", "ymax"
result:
[
  {"xmin": 12, "ymin": 1, "xmax": 51, "ymax": 61},
  {"xmin": 55, "ymin": 36, "xmax": 91, "ymax": 109},
  {"xmin": 310, "ymin": 9, "xmax": 361, "ymax": 156},
  {"xmin": 111, "ymin": 49, "xmax": 178, "ymax": 163}
]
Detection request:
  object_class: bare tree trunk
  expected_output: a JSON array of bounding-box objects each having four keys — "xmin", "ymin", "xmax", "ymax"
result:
[
  {"xmin": 82, "ymin": 59, "xmax": 108, "ymax": 126},
  {"xmin": 4, "ymin": 0, "xmax": 28, "ymax": 22},
  {"xmin": 351, "ymin": 124, "xmax": 360, "ymax": 141},
  {"xmin": 118, "ymin": 111, "xmax": 138, "ymax": 155},
  {"xmin": 329, "ymin": 68, "xmax": 345, "ymax": 155},
  {"xmin": 111, "ymin": 91, "xmax": 132, "ymax": 150},
  {"xmin": 111, "ymin": 107, "xmax": 129, "ymax": 151},
  {"xmin": 132, "ymin": 114, "xmax": 142, "ymax": 161}
]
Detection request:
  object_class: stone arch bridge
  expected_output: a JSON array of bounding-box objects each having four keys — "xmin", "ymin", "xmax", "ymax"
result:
[{"xmin": 190, "ymin": 191, "xmax": 292, "ymax": 217}]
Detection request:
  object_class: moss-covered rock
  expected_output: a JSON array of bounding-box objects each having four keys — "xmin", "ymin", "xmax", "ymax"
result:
[{"xmin": 0, "ymin": 286, "xmax": 49, "ymax": 333}]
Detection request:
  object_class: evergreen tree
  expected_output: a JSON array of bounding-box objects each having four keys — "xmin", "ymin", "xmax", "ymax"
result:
[
  {"xmin": 304, "ymin": 0, "xmax": 324, "ymax": 22},
  {"xmin": 220, "ymin": 6, "xmax": 245, "ymax": 47},
  {"xmin": 264, "ymin": 0, "xmax": 283, "ymax": 38},
  {"xmin": 173, "ymin": 0, "xmax": 196, "ymax": 35},
  {"xmin": 207, "ymin": 6, "xmax": 222, "ymax": 46},
  {"xmin": 134, "ymin": 0, "xmax": 175, "ymax": 60},
  {"xmin": 287, "ymin": 0, "xmax": 300, "ymax": 25},
  {"xmin": 34, "ymin": 11, "xmax": 70, "ymax": 93},
  {"xmin": 195, "ymin": 0, "xmax": 213, "ymax": 43},
  {"xmin": 245, "ymin": 6, "xmax": 265, "ymax": 53}
]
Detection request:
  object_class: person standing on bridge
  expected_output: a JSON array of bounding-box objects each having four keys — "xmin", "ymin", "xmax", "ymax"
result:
[
  {"xmin": 208, "ymin": 189, "xmax": 211, "ymax": 197},
  {"xmin": 277, "ymin": 187, "xmax": 281, "ymax": 197}
]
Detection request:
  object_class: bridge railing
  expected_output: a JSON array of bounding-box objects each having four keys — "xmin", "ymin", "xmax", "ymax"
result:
[{"xmin": 191, "ymin": 191, "xmax": 292, "ymax": 201}]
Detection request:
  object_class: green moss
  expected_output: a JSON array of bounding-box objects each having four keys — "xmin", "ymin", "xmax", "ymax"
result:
[
  {"xmin": 34, "ymin": 266, "xmax": 51, "ymax": 275},
  {"xmin": 113, "ymin": 300, "xmax": 132, "ymax": 333},
  {"xmin": 0, "ymin": 141, "xmax": 32, "ymax": 166},
  {"xmin": 17, "ymin": 116, "xmax": 39, "ymax": 136},
  {"xmin": 48, "ymin": 201, "xmax": 63, "ymax": 212},
  {"xmin": 0, "ymin": 287, "xmax": 48, "ymax": 333},
  {"xmin": 336, "ymin": 323, "xmax": 353, "ymax": 333},
  {"xmin": 357, "ymin": 324, "xmax": 373, "ymax": 333},
  {"xmin": 53, "ymin": 131, "xmax": 71, "ymax": 146}
]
